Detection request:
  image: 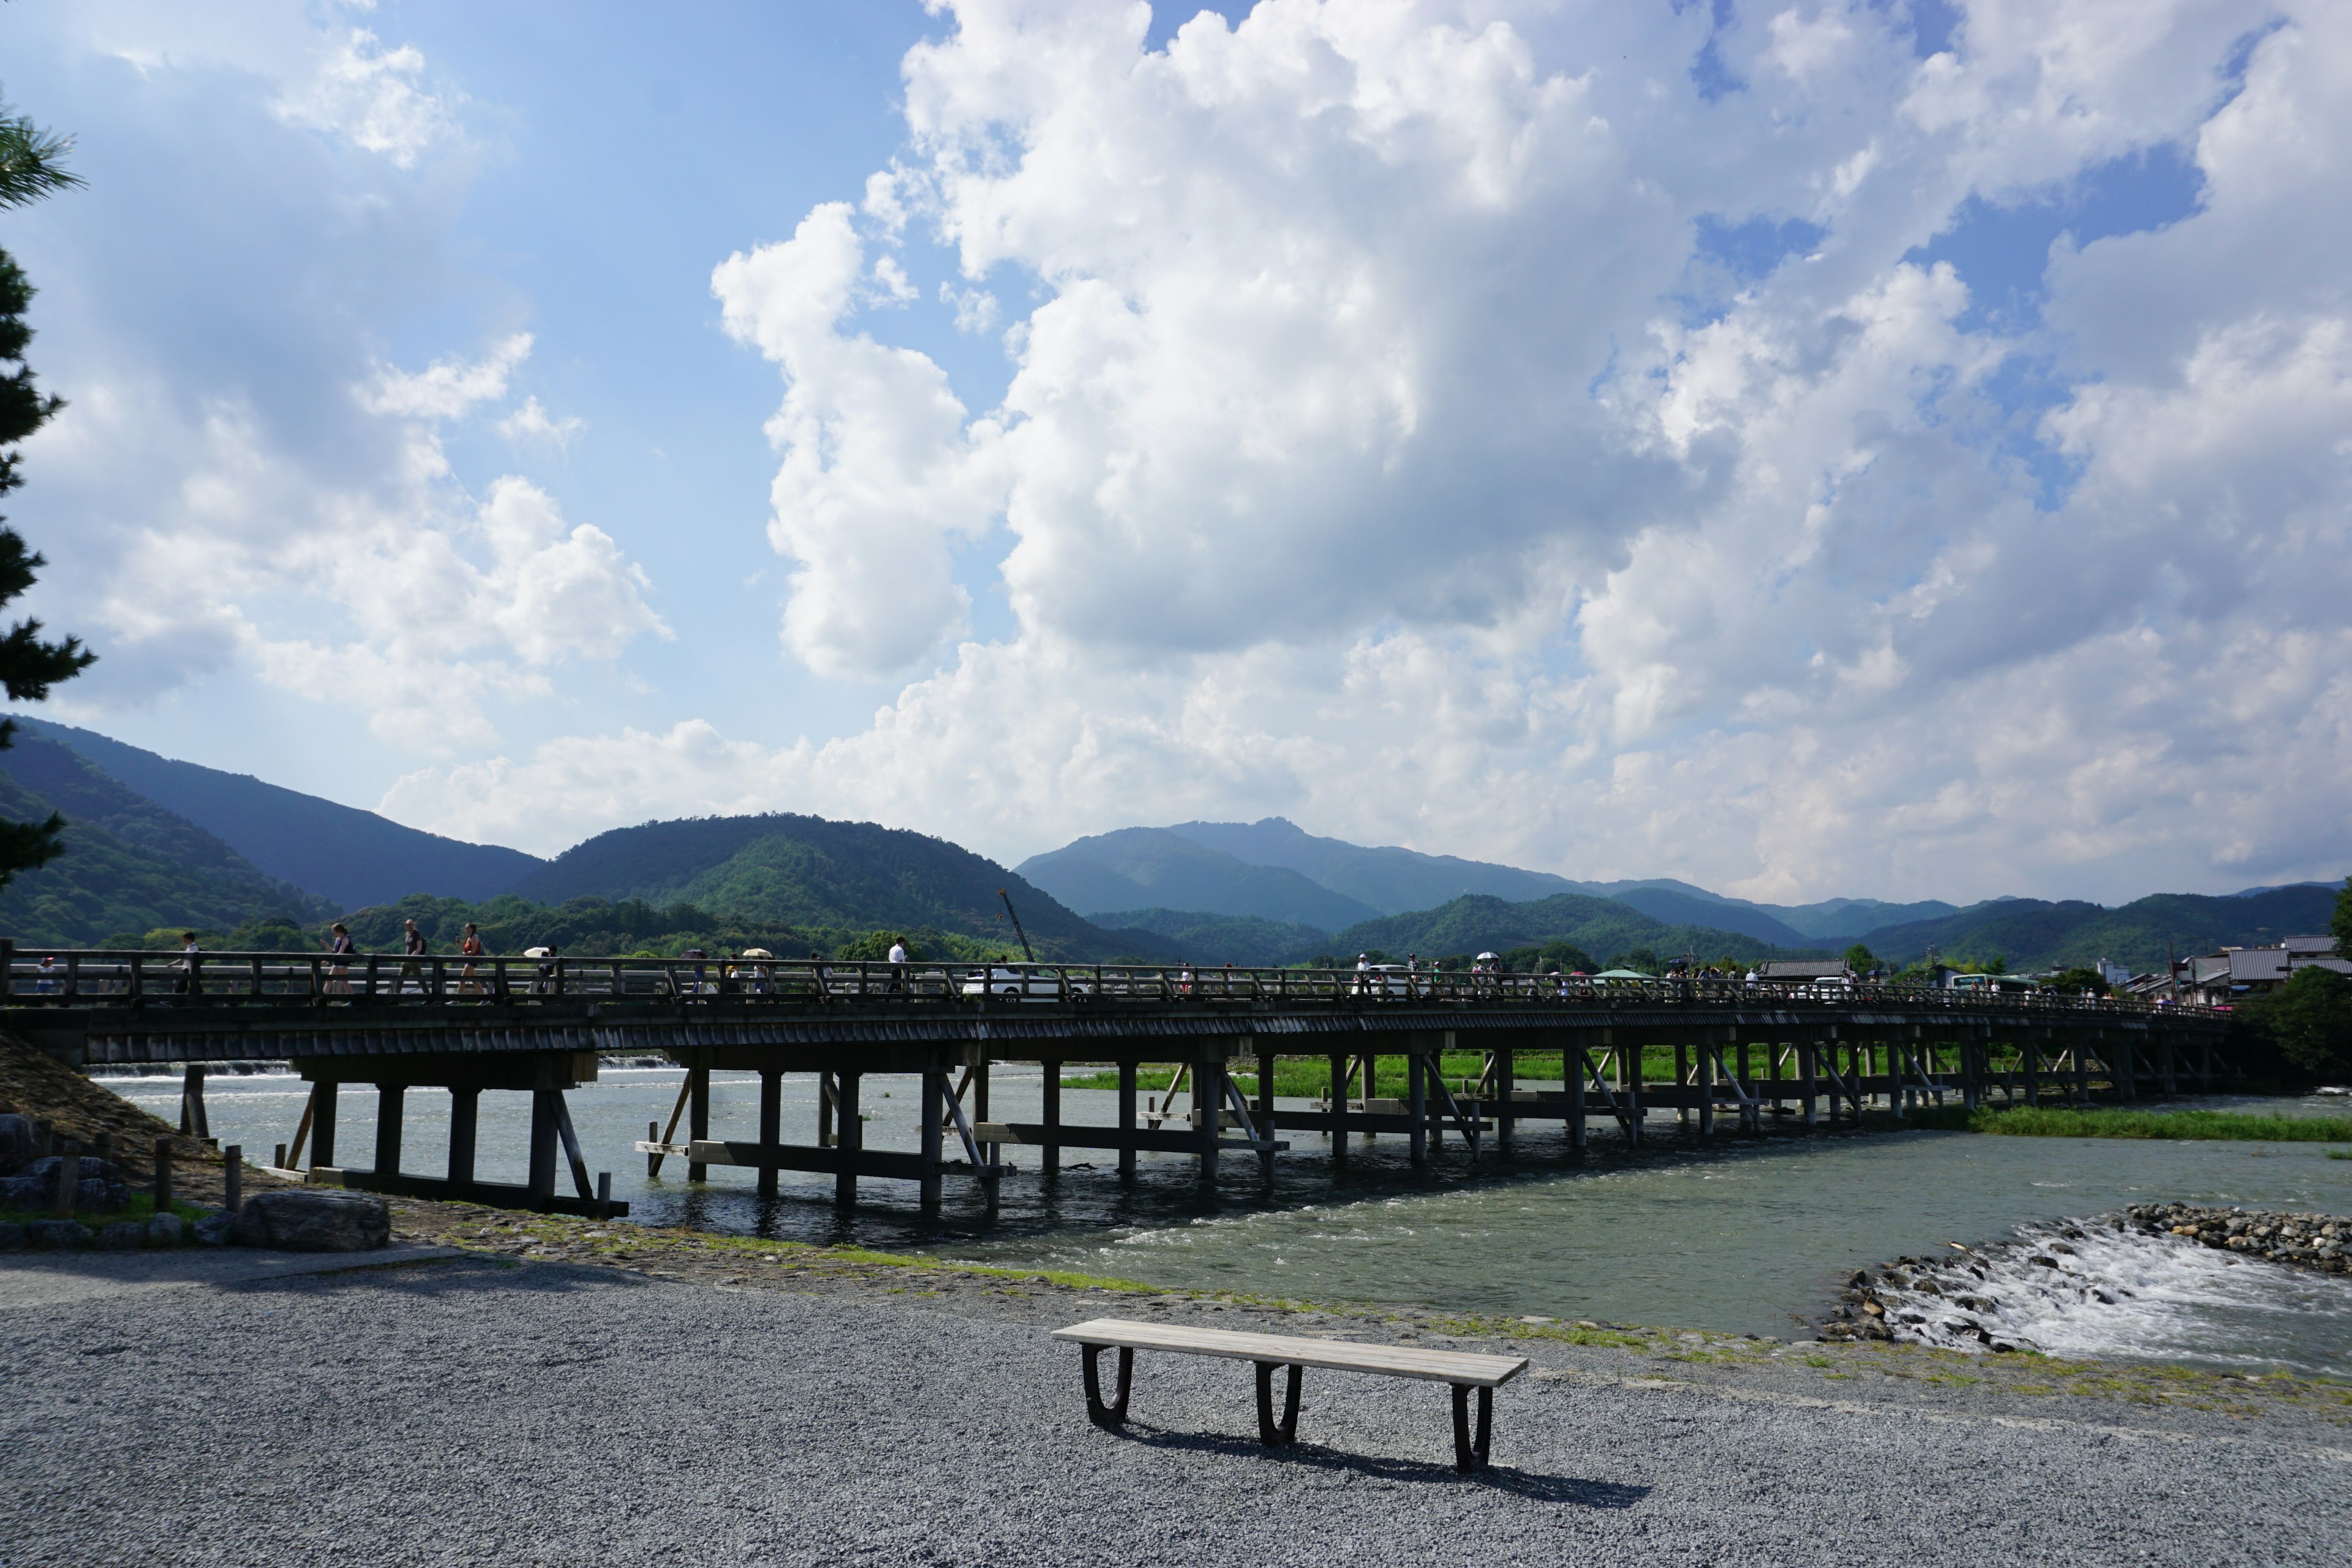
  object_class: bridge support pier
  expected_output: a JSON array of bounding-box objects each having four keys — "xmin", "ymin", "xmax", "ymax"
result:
[
  {"xmin": 687, "ymin": 1065, "xmax": 711, "ymax": 1182},
  {"xmin": 834, "ymin": 1071, "xmax": 861, "ymax": 1207},
  {"xmin": 1042, "ymin": 1061, "xmax": 1061, "ymax": 1179},
  {"xmin": 1328, "ymin": 1055, "xmax": 1349, "ymax": 1159},
  {"xmin": 375, "ymin": 1084, "xmax": 404, "ymax": 1177},
  {"xmin": 756, "ymin": 1070, "xmax": 781, "ymax": 1199},
  {"xmin": 1407, "ymin": 1047, "xmax": 1427, "ymax": 1166},
  {"xmin": 1194, "ymin": 1046, "xmax": 1223, "ymax": 1183},
  {"xmin": 178, "ymin": 1064, "xmax": 209, "ymax": 1140},
  {"xmin": 1256, "ymin": 1045, "xmax": 1276, "ymax": 1179},
  {"xmin": 1118, "ymin": 1063, "xmax": 1138, "ymax": 1179},
  {"xmin": 310, "ymin": 1080, "xmax": 337, "ymax": 1170},
  {"xmin": 2022, "ymin": 1038, "xmax": 2041, "ymax": 1107},
  {"xmin": 1567, "ymin": 1041, "xmax": 1587, "ymax": 1156},
  {"xmin": 449, "ymin": 1087, "xmax": 479, "ymax": 1188},
  {"xmin": 528, "ymin": 1088, "xmax": 559, "ymax": 1205},
  {"xmin": 1495, "ymin": 1044, "xmax": 1515, "ymax": 1150},
  {"xmin": 920, "ymin": 1067, "xmax": 944, "ymax": 1213}
]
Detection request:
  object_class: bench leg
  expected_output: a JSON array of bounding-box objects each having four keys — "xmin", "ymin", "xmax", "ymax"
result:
[
  {"xmin": 1255, "ymin": 1361, "xmax": 1302, "ymax": 1447},
  {"xmin": 1083, "ymin": 1345, "xmax": 1133, "ymax": 1427},
  {"xmin": 1450, "ymin": 1384, "xmax": 1492, "ymax": 1472}
]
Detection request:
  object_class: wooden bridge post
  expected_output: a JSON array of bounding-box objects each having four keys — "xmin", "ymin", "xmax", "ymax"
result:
[
  {"xmin": 687, "ymin": 1061, "xmax": 711, "ymax": 1183},
  {"xmin": 919, "ymin": 1066, "xmax": 944, "ymax": 1213},
  {"xmin": 1254, "ymin": 1043, "xmax": 1276, "ymax": 1179},
  {"xmin": 527, "ymin": 1085, "xmax": 559, "ymax": 1205},
  {"xmin": 1496, "ymin": 1039, "xmax": 1515, "ymax": 1150},
  {"xmin": 1194, "ymin": 1045, "xmax": 1223, "ymax": 1183},
  {"xmin": 1621, "ymin": 1031, "xmax": 1643, "ymax": 1147},
  {"xmin": 1042, "ymin": 1060, "xmax": 1061, "ymax": 1179},
  {"xmin": 310, "ymin": 1080, "xmax": 338, "ymax": 1170},
  {"xmin": 835, "ymin": 1071, "xmax": 861, "ymax": 1207},
  {"xmin": 1673, "ymin": 1041, "xmax": 1690, "ymax": 1132},
  {"xmin": 1567, "ymin": 1034, "xmax": 1587, "ymax": 1155},
  {"xmin": 1798, "ymin": 1036, "xmax": 1817, "ymax": 1129},
  {"xmin": 2073, "ymin": 1031, "xmax": 2091, "ymax": 1106},
  {"xmin": 179, "ymin": 1064, "xmax": 209, "ymax": 1140},
  {"xmin": 1360, "ymin": 1052, "xmax": 1378, "ymax": 1144},
  {"xmin": 374, "ymin": 1084, "xmax": 404, "ymax": 1176},
  {"xmin": 448, "ymin": 1086, "xmax": 479, "ymax": 1189},
  {"xmin": 1328, "ymin": 1054, "xmax": 1349, "ymax": 1160},
  {"xmin": 1695, "ymin": 1036, "xmax": 1714, "ymax": 1138},
  {"xmin": 1961, "ymin": 1030, "xmax": 1982, "ymax": 1110},
  {"xmin": 2160, "ymin": 1035, "xmax": 2178, "ymax": 1098},
  {"xmin": 2114, "ymin": 1035, "xmax": 2137, "ymax": 1102},
  {"xmin": 973, "ymin": 1063, "xmax": 998, "ymax": 1207},
  {"xmin": 1117, "ymin": 1063, "xmax": 1138, "ymax": 1178},
  {"xmin": 757, "ymin": 1069, "xmax": 782, "ymax": 1199},
  {"xmin": 2021, "ymin": 1035, "xmax": 2041, "ymax": 1107},
  {"xmin": 1407, "ymin": 1044, "xmax": 1428, "ymax": 1166}
]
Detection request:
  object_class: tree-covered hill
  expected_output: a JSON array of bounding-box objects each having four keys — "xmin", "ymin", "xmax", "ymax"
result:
[
  {"xmin": 1324, "ymin": 893, "xmax": 1828, "ymax": 968},
  {"xmin": 1855, "ymin": 884, "xmax": 2343, "ymax": 972},
  {"xmin": 1090, "ymin": 907, "xmax": 1330, "ymax": 967},
  {"xmin": 507, "ymin": 813, "xmax": 1132, "ymax": 959},
  {"xmin": 0, "ymin": 733, "xmax": 331, "ymax": 945}
]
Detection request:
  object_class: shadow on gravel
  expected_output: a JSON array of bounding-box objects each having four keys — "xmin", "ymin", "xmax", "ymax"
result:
[
  {"xmin": 230, "ymin": 1253, "xmax": 655, "ymax": 1300},
  {"xmin": 1100, "ymin": 1422, "xmax": 1649, "ymax": 1506}
]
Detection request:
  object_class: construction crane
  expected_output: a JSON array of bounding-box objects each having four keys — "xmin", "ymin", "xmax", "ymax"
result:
[{"xmin": 997, "ymin": 889, "xmax": 1036, "ymax": 963}]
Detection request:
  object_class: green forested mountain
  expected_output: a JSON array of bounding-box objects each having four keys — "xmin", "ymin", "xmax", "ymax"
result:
[
  {"xmin": 1017, "ymin": 827, "xmax": 1382, "ymax": 929},
  {"xmin": 0, "ymin": 733, "xmax": 331, "ymax": 944},
  {"xmin": 1854, "ymin": 884, "xmax": 2343, "ymax": 971},
  {"xmin": 507, "ymin": 813, "xmax": 1136, "ymax": 959},
  {"xmin": 1091, "ymin": 907, "xmax": 1332, "ymax": 967},
  {"xmin": 1324, "ymin": 892, "xmax": 1827, "ymax": 968}
]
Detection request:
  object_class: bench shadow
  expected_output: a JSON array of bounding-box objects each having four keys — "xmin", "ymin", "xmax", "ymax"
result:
[{"xmin": 1096, "ymin": 1420, "xmax": 1648, "ymax": 1507}]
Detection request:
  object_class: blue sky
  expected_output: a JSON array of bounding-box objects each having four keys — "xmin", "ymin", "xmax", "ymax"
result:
[{"xmin": 3, "ymin": 1, "xmax": 2346, "ymax": 905}]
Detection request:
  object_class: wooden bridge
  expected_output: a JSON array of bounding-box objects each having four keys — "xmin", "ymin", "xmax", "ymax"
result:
[{"xmin": 0, "ymin": 947, "xmax": 2237, "ymax": 1218}]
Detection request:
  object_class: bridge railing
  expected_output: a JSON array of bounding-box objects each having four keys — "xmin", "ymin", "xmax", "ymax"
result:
[{"xmin": 0, "ymin": 948, "xmax": 2214, "ymax": 1019}]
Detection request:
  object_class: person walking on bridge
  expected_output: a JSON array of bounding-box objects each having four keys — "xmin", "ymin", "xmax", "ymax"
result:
[
  {"xmin": 324, "ymin": 924, "xmax": 353, "ymax": 995},
  {"xmin": 400, "ymin": 918, "xmax": 429, "ymax": 995},
  {"xmin": 458, "ymin": 922, "xmax": 484, "ymax": 995}
]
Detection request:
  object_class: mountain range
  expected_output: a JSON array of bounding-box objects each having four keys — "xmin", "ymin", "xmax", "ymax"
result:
[{"xmin": 0, "ymin": 722, "xmax": 2335, "ymax": 972}]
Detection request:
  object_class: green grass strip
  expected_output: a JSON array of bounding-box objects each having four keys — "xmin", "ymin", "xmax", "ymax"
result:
[{"xmin": 1908, "ymin": 1104, "xmax": 2352, "ymax": 1141}]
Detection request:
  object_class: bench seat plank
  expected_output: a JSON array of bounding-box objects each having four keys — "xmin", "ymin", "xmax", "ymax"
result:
[{"xmin": 1051, "ymin": 1317, "xmax": 1526, "ymax": 1387}]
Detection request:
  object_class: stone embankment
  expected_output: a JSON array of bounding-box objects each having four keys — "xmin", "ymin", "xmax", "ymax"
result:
[{"xmin": 2125, "ymin": 1204, "xmax": 2351, "ymax": 1275}]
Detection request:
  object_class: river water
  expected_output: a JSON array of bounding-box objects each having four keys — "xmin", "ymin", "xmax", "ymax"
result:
[{"xmin": 106, "ymin": 1068, "xmax": 2352, "ymax": 1376}]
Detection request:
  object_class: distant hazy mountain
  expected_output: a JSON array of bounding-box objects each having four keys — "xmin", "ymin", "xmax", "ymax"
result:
[
  {"xmin": 1017, "ymin": 827, "xmax": 1381, "ymax": 930},
  {"xmin": 1854, "ymin": 884, "xmax": 2342, "ymax": 971},
  {"xmin": 22, "ymin": 720, "xmax": 542, "ymax": 909},
  {"xmin": 1324, "ymin": 892, "xmax": 1829, "ymax": 967},
  {"xmin": 1599, "ymin": 885, "xmax": 1814, "ymax": 947},
  {"xmin": 514, "ymin": 812, "xmax": 1126, "ymax": 959},
  {"xmin": 1090, "ymin": 907, "xmax": 1333, "ymax": 967},
  {"xmin": 1161, "ymin": 818, "xmax": 1578, "ymax": 914},
  {"xmin": 0, "ymin": 732, "xmax": 331, "ymax": 944}
]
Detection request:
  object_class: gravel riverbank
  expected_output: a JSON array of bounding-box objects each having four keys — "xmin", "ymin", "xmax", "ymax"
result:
[{"xmin": 4, "ymin": 1230, "xmax": 2349, "ymax": 1567}]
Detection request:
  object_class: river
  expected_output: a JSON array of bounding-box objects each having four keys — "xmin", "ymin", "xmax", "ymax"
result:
[{"xmin": 104, "ymin": 1066, "xmax": 2352, "ymax": 1376}]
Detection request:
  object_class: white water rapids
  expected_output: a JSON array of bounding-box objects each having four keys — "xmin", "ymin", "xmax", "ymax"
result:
[{"xmin": 1866, "ymin": 1215, "xmax": 2352, "ymax": 1376}]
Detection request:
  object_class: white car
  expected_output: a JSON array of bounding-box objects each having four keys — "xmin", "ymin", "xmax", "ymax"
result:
[{"xmin": 961, "ymin": 967, "xmax": 1090, "ymax": 1000}]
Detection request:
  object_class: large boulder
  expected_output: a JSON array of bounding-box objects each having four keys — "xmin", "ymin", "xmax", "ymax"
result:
[
  {"xmin": 97, "ymin": 1220, "xmax": 145, "ymax": 1250},
  {"xmin": 232, "ymin": 1189, "xmax": 390, "ymax": 1251},
  {"xmin": 32, "ymin": 1219, "xmax": 92, "ymax": 1249},
  {"xmin": 0, "ymin": 1112, "xmax": 37, "ymax": 1174},
  {"xmin": 192, "ymin": 1211, "xmax": 235, "ymax": 1246},
  {"xmin": 146, "ymin": 1212, "xmax": 185, "ymax": 1246}
]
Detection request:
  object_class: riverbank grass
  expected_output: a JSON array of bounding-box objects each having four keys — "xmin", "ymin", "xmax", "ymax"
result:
[{"xmin": 1911, "ymin": 1104, "xmax": 2352, "ymax": 1141}]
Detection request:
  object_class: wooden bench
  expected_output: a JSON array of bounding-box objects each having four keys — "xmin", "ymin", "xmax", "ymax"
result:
[{"xmin": 1050, "ymin": 1317, "xmax": 1528, "ymax": 1471}]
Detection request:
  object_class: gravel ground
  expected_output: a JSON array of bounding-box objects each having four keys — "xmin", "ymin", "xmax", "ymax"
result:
[{"xmin": 3, "ymin": 1248, "xmax": 2348, "ymax": 1567}]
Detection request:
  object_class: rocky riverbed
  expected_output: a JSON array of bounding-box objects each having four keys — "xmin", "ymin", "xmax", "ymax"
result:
[{"xmin": 2128, "ymin": 1204, "xmax": 2352, "ymax": 1273}]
